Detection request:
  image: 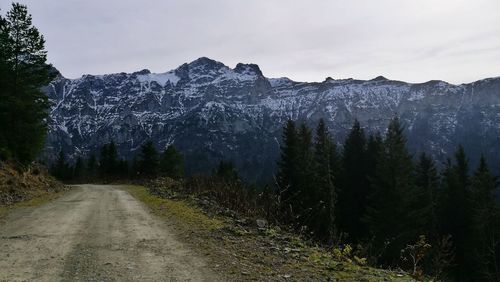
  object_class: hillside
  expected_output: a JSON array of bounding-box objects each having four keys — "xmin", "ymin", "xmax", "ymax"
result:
[{"xmin": 0, "ymin": 162, "xmax": 65, "ymax": 207}]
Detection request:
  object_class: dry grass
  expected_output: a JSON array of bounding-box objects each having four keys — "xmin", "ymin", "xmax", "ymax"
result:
[
  {"xmin": 0, "ymin": 161, "xmax": 65, "ymax": 206},
  {"xmin": 0, "ymin": 161, "xmax": 67, "ymax": 222}
]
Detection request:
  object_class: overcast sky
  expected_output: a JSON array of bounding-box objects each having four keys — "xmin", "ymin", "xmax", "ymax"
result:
[{"xmin": 2, "ymin": 0, "xmax": 500, "ymax": 83}]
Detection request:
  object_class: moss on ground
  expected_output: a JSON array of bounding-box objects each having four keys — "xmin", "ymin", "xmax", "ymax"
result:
[
  {"xmin": 125, "ymin": 185, "xmax": 225, "ymax": 231},
  {"xmin": 0, "ymin": 189, "xmax": 67, "ymax": 222}
]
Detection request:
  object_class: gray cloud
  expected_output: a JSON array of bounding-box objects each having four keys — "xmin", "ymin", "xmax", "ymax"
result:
[{"xmin": 2, "ymin": 0, "xmax": 500, "ymax": 83}]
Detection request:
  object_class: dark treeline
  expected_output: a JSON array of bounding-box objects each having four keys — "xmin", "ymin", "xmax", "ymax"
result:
[
  {"xmin": 50, "ymin": 141, "xmax": 184, "ymax": 182},
  {"xmin": 276, "ymin": 117, "xmax": 500, "ymax": 281}
]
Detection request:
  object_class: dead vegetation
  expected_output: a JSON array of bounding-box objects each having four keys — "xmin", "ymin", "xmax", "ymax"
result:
[{"xmin": 0, "ymin": 161, "xmax": 66, "ymax": 206}]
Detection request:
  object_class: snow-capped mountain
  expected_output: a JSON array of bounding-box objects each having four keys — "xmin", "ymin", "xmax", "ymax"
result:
[{"xmin": 44, "ymin": 57, "xmax": 500, "ymax": 182}]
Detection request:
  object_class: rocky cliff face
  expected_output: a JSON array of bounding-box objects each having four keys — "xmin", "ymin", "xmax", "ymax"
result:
[{"xmin": 43, "ymin": 57, "xmax": 500, "ymax": 182}]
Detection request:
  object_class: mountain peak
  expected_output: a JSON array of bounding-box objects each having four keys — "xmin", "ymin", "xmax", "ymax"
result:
[
  {"xmin": 371, "ymin": 75, "xmax": 388, "ymax": 81},
  {"xmin": 188, "ymin": 57, "xmax": 225, "ymax": 69},
  {"xmin": 234, "ymin": 63, "xmax": 263, "ymax": 76},
  {"xmin": 133, "ymin": 69, "xmax": 151, "ymax": 75}
]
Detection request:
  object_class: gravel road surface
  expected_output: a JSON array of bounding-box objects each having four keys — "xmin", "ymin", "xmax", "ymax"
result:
[{"xmin": 0, "ymin": 185, "xmax": 219, "ymax": 281}]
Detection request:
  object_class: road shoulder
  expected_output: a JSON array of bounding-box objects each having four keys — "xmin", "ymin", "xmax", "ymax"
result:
[
  {"xmin": 0, "ymin": 186, "xmax": 70, "ymax": 223},
  {"xmin": 125, "ymin": 184, "xmax": 414, "ymax": 281}
]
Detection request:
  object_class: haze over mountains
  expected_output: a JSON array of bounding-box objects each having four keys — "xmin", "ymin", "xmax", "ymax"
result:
[{"xmin": 43, "ymin": 57, "xmax": 500, "ymax": 182}]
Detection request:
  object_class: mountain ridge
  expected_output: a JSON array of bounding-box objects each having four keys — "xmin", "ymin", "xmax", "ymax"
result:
[
  {"xmin": 55, "ymin": 56, "xmax": 500, "ymax": 86},
  {"xmin": 44, "ymin": 57, "xmax": 500, "ymax": 182}
]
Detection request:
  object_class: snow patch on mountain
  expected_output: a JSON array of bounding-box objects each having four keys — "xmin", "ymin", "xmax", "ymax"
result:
[{"xmin": 137, "ymin": 71, "xmax": 180, "ymax": 86}]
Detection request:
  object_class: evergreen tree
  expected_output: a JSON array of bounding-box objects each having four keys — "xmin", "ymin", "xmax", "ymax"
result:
[
  {"xmin": 329, "ymin": 138, "xmax": 341, "ymax": 188},
  {"xmin": 338, "ymin": 119, "xmax": 369, "ymax": 241},
  {"xmin": 312, "ymin": 119, "xmax": 336, "ymax": 242},
  {"xmin": 411, "ymin": 152, "xmax": 439, "ymax": 237},
  {"xmin": 364, "ymin": 117, "xmax": 415, "ymax": 265},
  {"xmin": 159, "ymin": 145, "xmax": 184, "ymax": 179},
  {"xmin": 117, "ymin": 158, "xmax": 129, "ymax": 178},
  {"xmin": 98, "ymin": 144, "xmax": 108, "ymax": 177},
  {"xmin": 130, "ymin": 156, "xmax": 139, "ymax": 178},
  {"xmin": 438, "ymin": 145, "xmax": 474, "ymax": 280},
  {"xmin": 51, "ymin": 150, "xmax": 70, "ymax": 181},
  {"xmin": 365, "ymin": 133, "xmax": 383, "ymax": 180},
  {"xmin": 455, "ymin": 146, "xmax": 469, "ymax": 187},
  {"xmin": 137, "ymin": 141, "xmax": 159, "ymax": 177},
  {"xmin": 363, "ymin": 132, "xmax": 383, "ymax": 232},
  {"xmin": 215, "ymin": 160, "xmax": 239, "ymax": 181},
  {"xmin": 295, "ymin": 123, "xmax": 315, "ymax": 226},
  {"xmin": 72, "ymin": 156, "xmax": 84, "ymax": 181},
  {"xmin": 107, "ymin": 141, "xmax": 118, "ymax": 174},
  {"xmin": 99, "ymin": 141, "xmax": 118, "ymax": 177},
  {"xmin": 469, "ymin": 156, "xmax": 499, "ymax": 281},
  {"xmin": 86, "ymin": 153, "xmax": 97, "ymax": 178},
  {"xmin": 277, "ymin": 119, "xmax": 299, "ymax": 222},
  {"xmin": 0, "ymin": 4, "xmax": 55, "ymax": 163},
  {"xmin": 0, "ymin": 13, "xmax": 10, "ymax": 159}
]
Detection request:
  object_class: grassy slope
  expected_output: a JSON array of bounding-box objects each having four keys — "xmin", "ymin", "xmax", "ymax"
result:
[{"xmin": 126, "ymin": 185, "xmax": 414, "ymax": 281}]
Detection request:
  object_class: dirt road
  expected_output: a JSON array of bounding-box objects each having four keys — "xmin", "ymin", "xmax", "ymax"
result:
[{"xmin": 0, "ymin": 185, "xmax": 219, "ymax": 281}]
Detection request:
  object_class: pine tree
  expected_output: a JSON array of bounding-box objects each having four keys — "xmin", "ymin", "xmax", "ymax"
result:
[
  {"xmin": 107, "ymin": 141, "xmax": 118, "ymax": 175},
  {"xmin": 159, "ymin": 145, "xmax": 184, "ymax": 179},
  {"xmin": 366, "ymin": 133, "xmax": 383, "ymax": 180},
  {"xmin": 364, "ymin": 117, "xmax": 415, "ymax": 265},
  {"xmin": 99, "ymin": 141, "xmax": 118, "ymax": 177},
  {"xmin": 137, "ymin": 141, "xmax": 159, "ymax": 177},
  {"xmin": 338, "ymin": 119, "xmax": 369, "ymax": 242},
  {"xmin": 0, "ymin": 13, "xmax": 10, "ymax": 159},
  {"xmin": 312, "ymin": 119, "xmax": 336, "ymax": 243},
  {"xmin": 215, "ymin": 160, "xmax": 239, "ymax": 181},
  {"xmin": 131, "ymin": 156, "xmax": 139, "ymax": 178},
  {"xmin": 438, "ymin": 145, "xmax": 474, "ymax": 280},
  {"xmin": 117, "ymin": 159, "xmax": 129, "ymax": 178},
  {"xmin": 411, "ymin": 152, "xmax": 439, "ymax": 237},
  {"xmin": 363, "ymin": 132, "xmax": 383, "ymax": 234},
  {"xmin": 72, "ymin": 156, "xmax": 84, "ymax": 181},
  {"xmin": 295, "ymin": 123, "xmax": 315, "ymax": 227},
  {"xmin": 0, "ymin": 4, "xmax": 55, "ymax": 163},
  {"xmin": 329, "ymin": 139, "xmax": 341, "ymax": 188},
  {"xmin": 276, "ymin": 119, "xmax": 299, "ymax": 222},
  {"xmin": 86, "ymin": 153, "xmax": 97, "ymax": 178},
  {"xmin": 455, "ymin": 145, "xmax": 469, "ymax": 191},
  {"xmin": 469, "ymin": 156, "xmax": 499, "ymax": 281},
  {"xmin": 51, "ymin": 150, "xmax": 69, "ymax": 181},
  {"xmin": 98, "ymin": 144, "xmax": 109, "ymax": 177}
]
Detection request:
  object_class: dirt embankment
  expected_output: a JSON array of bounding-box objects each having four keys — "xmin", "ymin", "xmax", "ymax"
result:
[{"xmin": 0, "ymin": 161, "xmax": 65, "ymax": 206}]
